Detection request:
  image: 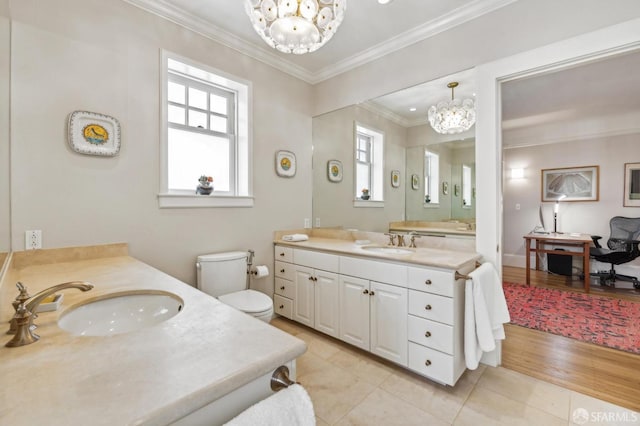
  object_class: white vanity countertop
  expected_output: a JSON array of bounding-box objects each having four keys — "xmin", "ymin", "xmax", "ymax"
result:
[
  {"xmin": 0, "ymin": 244, "xmax": 306, "ymax": 426},
  {"xmin": 275, "ymin": 236, "xmax": 481, "ymax": 270}
]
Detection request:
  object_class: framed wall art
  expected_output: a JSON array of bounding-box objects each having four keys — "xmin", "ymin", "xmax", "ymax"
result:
[
  {"xmin": 541, "ymin": 165, "xmax": 599, "ymax": 202},
  {"xmin": 391, "ymin": 170, "xmax": 400, "ymax": 188},
  {"xmin": 623, "ymin": 162, "xmax": 640, "ymax": 207},
  {"xmin": 411, "ymin": 174, "xmax": 419, "ymax": 190},
  {"xmin": 68, "ymin": 111, "xmax": 121, "ymax": 157},
  {"xmin": 275, "ymin": 150, "xmax": 296, "ymax": 177},
  {"xmin": 442, "ymin": 181, "xmax": 449, "ymax": 195},
  {"xmin": 327, "ymin": 160, "xmax": 343, "ymax": 182}
]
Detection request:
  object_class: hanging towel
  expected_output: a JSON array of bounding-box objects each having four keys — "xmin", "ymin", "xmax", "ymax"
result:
[
  {"xmin": 225, "ymin": 384, "xmax": 315, "ymax": 426},
  {"xmin": 282, "ymin": 234, "xmax": 309, "ymax": 242},
  {"xmin": 464, "ymin": 262, "xmax": 511, "ymax": 370}
]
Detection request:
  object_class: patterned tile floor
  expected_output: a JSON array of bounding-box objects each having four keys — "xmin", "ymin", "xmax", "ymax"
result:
[{"xmin": 271, "ymin": 317, "xmax": 640, "ymax": 426}]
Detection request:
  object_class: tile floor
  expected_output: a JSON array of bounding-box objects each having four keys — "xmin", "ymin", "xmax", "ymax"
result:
[{"xmin": 270, "ymin": 317, "xmax": 640, "ymax": 426}]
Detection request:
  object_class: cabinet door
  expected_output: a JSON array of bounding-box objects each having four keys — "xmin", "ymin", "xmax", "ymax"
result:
[
  {"xmin": 339, "ymin": 275, "xmax": 370, "ymax": 351},
  {"xmin": 370, "ymin": 281, "xmax": 408, "ymax": 366},
  {"xmin": 314, "ymin": 270, "xmax": 340, "ymax": 338},
  {"xmin": 293, "ymin": 266, "xmax": 314, "ymax": 328}
]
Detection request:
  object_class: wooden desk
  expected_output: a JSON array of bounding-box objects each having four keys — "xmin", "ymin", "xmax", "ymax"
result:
[{"xmin": 523, "ymin": 233, "xmax": 592, "ymax": 292}]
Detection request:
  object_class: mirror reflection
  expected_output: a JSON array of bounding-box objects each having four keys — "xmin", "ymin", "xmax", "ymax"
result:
[{"xmin": 312, "ymin": 69, "xmax": 476, "ymax": 237}]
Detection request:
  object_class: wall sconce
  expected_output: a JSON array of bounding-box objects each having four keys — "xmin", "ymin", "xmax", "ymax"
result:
[{"xmin": 510, "ymin": 168, "xmax": 525, "ymax": 179}]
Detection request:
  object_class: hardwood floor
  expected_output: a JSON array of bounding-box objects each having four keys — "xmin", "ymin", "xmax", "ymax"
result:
[{"xmin": 501, "ymin": 266, "xmax": 640, "ymax": 412}]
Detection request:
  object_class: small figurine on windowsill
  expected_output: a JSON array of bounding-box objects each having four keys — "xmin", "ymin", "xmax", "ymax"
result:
[
  {"xmin": 196, "ymin": 175, "xmax": 214, "ymax": 195},
  {"xmin": 361, "ymin": 188, "xmax": 370, "ymax": 200}
]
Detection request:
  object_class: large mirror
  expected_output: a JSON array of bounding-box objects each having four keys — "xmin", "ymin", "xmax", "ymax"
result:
[
  {"xmin": 0, "ymin": 5, "xmax": 10, "ymax": 260},
  {"xmin": 312, "ymin": 69, "xmax": 476, "ymax": 236}
]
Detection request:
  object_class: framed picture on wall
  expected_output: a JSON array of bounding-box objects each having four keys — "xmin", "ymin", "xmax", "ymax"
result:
[
  {"xmin": 442, "ymin": 181, "xmax": 449, "ymax": 195},
  {"xmin": 275, "ymin": 150, "xmax": 296, "ymax": 177},
  {"xmin": 411, "ymin": 174, "xmax": 419, "ymax": 190},
  {"xmin": 327, "ymin": 160, "xmax": 343, "ymax": 182},
  {"xmin": 391, "ymin": 170, "xmax": 400, "ymax": 188},
  {"xmin": 541, "ymin": 165, "xmax": 599, "ymax": 202},
  {"xmin": 624, "ymin": 162, "xmax": 640, "ymax": 207}
]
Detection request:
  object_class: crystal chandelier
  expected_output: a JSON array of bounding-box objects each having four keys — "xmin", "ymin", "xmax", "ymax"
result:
[
  {"xmin": 244, "ymin": 0, "xmax": 347, "ymax": 54},
  {"xmin": 428, "ymin": 82, "xmax": 476, "ymax": 134}
]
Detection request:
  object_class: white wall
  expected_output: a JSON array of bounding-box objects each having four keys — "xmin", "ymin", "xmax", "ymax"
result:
[
  {"xmin": 503, "ymin": 133, "xmax": 640, "ymax": 266},
  {"xmin": 8, "ymin": 0, "xmax": 313, "ymax": 293},
  {"xmin": 312, "ymin": 105, "xmax": 406, "ymax": 231}
]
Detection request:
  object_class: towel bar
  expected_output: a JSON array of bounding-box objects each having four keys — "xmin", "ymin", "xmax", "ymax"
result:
[
  {"xmin": 270, "ymin": 365, "xmax": 299, "ymax": 392},
  {"xmin": 454, "ymin": 261, "xmax": 482, "ymax": 281}
]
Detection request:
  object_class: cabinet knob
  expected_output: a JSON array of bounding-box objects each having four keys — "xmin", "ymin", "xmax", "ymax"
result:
[
  {"xmin": 308, "ymin": 276, "xmax": 313, "ymax": 281},
  {"xmin": 279, "ymin": 252, "xmax": 285, "ymax": 256},
  {"xmin": 280, "ymin": 269, "xmax": 285, "ymax": 273},
  {"xmin": 425, "ymin": 304, "xmax": 432, "ymax": 310},
  {"xmin": 363, "ymin": 289, "xmax": 369, "ymax": 295},
  {"xmin": 280, "ymin": 286, "xmax": 285, "ymax": 290},
  {"xmin": 425, "ymin": 331, "xmax": 431, "ymax": 338},
  {"xmin": 424, "ymin": 279, "xmax": 432, "ymax": 285},
  {"xmin": 370, "ymin": 290, "xmax": 375, "ymax": 296},
  {"xmin": 279, "ymin": 304, "xmax": 284, "ymax": 309},
  {"xmin": 425, "ymin": 360, "xmax": 432, "ymax": 367}
]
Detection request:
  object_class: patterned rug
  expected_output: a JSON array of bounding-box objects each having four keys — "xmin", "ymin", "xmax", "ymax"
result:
[{"xmin": 502, "ymin": 282, "xmax": 640, "ymax": 354}]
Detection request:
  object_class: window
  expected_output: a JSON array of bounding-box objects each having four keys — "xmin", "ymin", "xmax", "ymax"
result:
[
  {"xmin": 159, "ymin": 51, "xmax": 252, "ymax": 208},
  {"xmin": 354, "ymin": 124, "xmax": 384, "ymax": 204},
  {"xmin": 425, "ymin": 150, "xmax": 439, "ymax": 204},
  {"xmin": 462, "ymin": 164, "xmax": 472, "ymax": 208}
]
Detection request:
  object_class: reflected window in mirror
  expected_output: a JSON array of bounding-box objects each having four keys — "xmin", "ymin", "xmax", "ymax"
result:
[
  {"xmin": 462, "ymin": 164, "xmax": 472, "ymax": 208},
  {"xmin": 355, "ymin": 124, "xmax": 384, "ymax": 201},
  {"xmin": 424, "ymin": 150, "xmax": 440, "ymax": 204}
]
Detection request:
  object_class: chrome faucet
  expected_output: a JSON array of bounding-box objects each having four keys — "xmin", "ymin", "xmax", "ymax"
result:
[{"xmin": 6, "ymin": 281, "xmax": 94, "ymax": 348}]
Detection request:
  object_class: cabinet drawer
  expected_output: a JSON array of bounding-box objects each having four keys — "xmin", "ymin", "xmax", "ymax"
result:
[
  {"xmin": 408, "ymin": 290, "xmax": 453, "ymax": 325},
  {"xmin": 275, "ymin": 278, "xmax": 295, "ymax": 299},
  {"xmin": 339, "ymin": 256, "xmax": 407, "ymax": 287},
  {"xmin": 274, "ymin": 246, "xmax": 293, "ymax": 263},
  {"xmin": 408, "ymin": 342, "xmax": 455, "ymax": 386},
  {"xmin": 275, "ymin": 261, "xmax": 295, "ymax": 281},
  {"xmin": 408, "ymin": 315, "xmax": 453, "ymax": 354},
  {"xmin": 407, "ymin": 266, "xmax": 455, "ymax": 297},
  {"xmin": 274, "ymin": 295, "xmax": 293, "ymax": 319},
  {"xmin": 293, "ymin": 249, "xmax": 339, "ymax": 272}
]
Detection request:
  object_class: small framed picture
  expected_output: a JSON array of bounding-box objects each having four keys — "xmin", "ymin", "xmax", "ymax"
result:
[
  {"xmin": 275, "ymin": 150, "xmax": 296, "ymax": 177},
  {"xmin": 68, "ymin": 110, "xmax": 121, "ymax": 157},
  {"xmin": 624, "ymin": 162, "xmax": 640, "ymax": 207},
  {"xmin": 442, "ymin": 181, "xmax": 449, "ymax": 195},
  {"xmin": 411, "ymin": 174, "xmax": 419, "ymax": 190},
  {"xmin": 327, "ymin": 160, "xmax": 343, "ymax": 183},
  {"xmin": 391, "ymin": 170, "xmax": 400, "ymax": 188}
]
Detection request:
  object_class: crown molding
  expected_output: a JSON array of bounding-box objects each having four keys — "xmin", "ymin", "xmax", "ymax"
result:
[{"xmin": 123, "ymin": 0, "xmax": 517, "ymax": 84}]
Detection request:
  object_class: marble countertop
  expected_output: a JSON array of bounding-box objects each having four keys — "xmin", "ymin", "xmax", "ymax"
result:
[
  {"xmin": 274, "ymin": 235, "xmax": 481, "ymax": 270},
  {"xmin": 0, "ymin": 244, "xmax": 306, "ymax": 425}
]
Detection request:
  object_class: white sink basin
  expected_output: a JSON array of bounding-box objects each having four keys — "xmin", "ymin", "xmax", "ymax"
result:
[
  {"xmin": 361, "ymin": 246, "xmax": 413, "ymax": 255},
  {"xmin": 58, "ymin": 291, "xmax": 184, "ymax": 336}
]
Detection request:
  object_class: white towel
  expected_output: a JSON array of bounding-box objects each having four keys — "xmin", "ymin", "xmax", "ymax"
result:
[
  {"xmin": 225, "ymin": 384, "xmax": 315, "ymax": 426},
  {"xmin": 464, "ymin": 262, "xmax": 511, "ymax": 370},
  {"xmin": 282, "ymin": 234, "xmax": 309, "ymax": 242}
]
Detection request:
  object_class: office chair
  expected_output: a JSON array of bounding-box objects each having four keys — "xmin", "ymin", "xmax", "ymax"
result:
[{"xmin": 590, "ymin": 216, "xmax": 640, "ymax": 289}]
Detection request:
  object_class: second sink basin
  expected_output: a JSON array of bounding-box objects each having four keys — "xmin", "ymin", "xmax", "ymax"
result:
[
  {"xmin": 361, "ymin": 246, "xmax": 413, "ymax": 255},
  {"xmin": 58, "ymin": 291, "xmax": 184, "ymax": 336}
]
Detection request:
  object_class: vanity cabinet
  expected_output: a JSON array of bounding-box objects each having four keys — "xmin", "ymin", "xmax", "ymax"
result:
[{"xmin": 274, "ymin": 244, "xmax": 470, "ymax": 386}]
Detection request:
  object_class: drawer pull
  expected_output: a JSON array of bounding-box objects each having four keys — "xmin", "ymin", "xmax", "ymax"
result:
[
  {"xmin": 425, "ymin": 279, "xmax": 432, "ymax": 285},
  {"xmin": 308, "ymin": 276, "xmax": 313, "ymax": 281},
  {"xmin": 279, "ymin": 304, "xmax": 284, "ymax": 309},
  {"xmin": 363, "ymin": 289, "xmax": 369, "ymax": 295},
  {"xmin": 280, "ymin": 286, "xmax": 285, "ymax": 290},
  {"xmin": 370, "ymin": 290, "xmax": 375, "ymax": 296},
  {"xmin": 425, "ymin": 304, "xmax": 432, "ymax": 310},
  {"xmin": 424, "ymin": 331, "xmax": 431, "ymax": 338},
  {"xmin": 280, "ymin": 269, "xmax": 285, "ymax": 273},
  {"xmin": 279, "ymin": 252, "xmax": 285, "ymax": 256},
  {"xmin": 425, "ymin": 359, "xmax": 432, "ymax": 366}
]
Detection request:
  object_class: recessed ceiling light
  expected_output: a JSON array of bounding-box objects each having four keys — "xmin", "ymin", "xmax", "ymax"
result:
[
  {"xmin": 378, "ymin": 0, "xmax": 393, "ymax": 4},
  {"xmin": 409, "ymin": 107, "xmax": 417, "ymax": 112}
]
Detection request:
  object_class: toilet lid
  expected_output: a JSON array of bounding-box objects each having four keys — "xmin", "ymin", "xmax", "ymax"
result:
[{"xmin": 218, "ymin": 290, "xmax": 272, "ymax": 314}]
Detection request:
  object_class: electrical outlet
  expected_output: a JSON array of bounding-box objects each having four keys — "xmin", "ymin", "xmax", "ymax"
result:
[
  {"xmin": 25, "ymin": 230, "xmax": 42, "ymax": 250},
  {"xmin": 315, "ymin": 217, "xmax": 321, "ymax": 227},
  {"xmin": 515, "ymin": 203, "xmax": 521, "ymax": 211},
  {"xmin": 304, "ymin": 218, "xmax": 311, "ymax": 228}
]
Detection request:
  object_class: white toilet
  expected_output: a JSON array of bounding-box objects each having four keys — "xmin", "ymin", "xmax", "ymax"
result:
[{"xmin": 196, "ymin": 251, "xmax": 274, "ymax": 322}]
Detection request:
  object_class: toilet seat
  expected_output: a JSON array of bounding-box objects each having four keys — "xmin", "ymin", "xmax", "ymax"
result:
[{"xmin": 218, "ymin": 289, "xmax": 273, "ymax": 315}]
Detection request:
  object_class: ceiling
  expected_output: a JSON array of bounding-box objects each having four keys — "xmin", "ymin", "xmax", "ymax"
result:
[{"xmin": 123, "ymin": 0, "xmax": 517, "ymax": 83}]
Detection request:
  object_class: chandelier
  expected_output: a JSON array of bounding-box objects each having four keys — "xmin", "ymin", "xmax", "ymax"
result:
[
  {"xmin": 428, "ymin": 82, "xmax": 476, "ymax": 134},
  {"xmin": 244, "ymin": 0, "xmax": 347, "ymax": 54}
]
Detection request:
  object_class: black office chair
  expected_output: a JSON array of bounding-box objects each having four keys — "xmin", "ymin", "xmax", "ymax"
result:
[{"xmin": 590, "ymin": 216, "xmax": 640, "ymax": 289}]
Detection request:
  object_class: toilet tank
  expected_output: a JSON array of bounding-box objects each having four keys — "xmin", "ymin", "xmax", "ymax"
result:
[{"xmin": 197, "ymin": 251, "xmax": 248, "ymax": 297}]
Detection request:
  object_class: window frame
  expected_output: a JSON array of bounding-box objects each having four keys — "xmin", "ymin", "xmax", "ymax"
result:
[
  {"xmin": 158, "ymin": 50, "xmax": 253, "ymax": 208},
  {"xmin": 354, "ymin": 123, "xmax": 385, "ymax": 208},
  {"xmin": 424, "ymin": 149, "xmax": 440, "ymax": 205}
]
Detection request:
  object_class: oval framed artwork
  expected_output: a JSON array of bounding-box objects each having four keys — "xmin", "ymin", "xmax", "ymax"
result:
[
  {"xmin": 327, "ymin": 160, "xmax": 343, "ymax": 182},
  {"xmin": 275, "ymin": 150, "xmax": 296, "ymax": 177}
]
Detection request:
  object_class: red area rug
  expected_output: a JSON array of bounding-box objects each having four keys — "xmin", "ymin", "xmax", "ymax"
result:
[{"xmin": 502, "ymin": 282, "xmax": 640, "ymax": 354}]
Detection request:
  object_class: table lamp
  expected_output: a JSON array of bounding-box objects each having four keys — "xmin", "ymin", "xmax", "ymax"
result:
[{"xmin": 553, "ymin": 194, "xmax": 567, "ymax": 233}]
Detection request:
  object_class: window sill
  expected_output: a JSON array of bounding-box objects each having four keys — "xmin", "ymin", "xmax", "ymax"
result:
[
  {"xmin": 353, "ymin": 200, "xmax": 384, "ymax": 208},
  {"xmin": 423, "ymin": 203, "xmax": 440, "ymax": 209},
  {"xmin": 158, "ymin": 193, "xmax": 254, "ymax": 208}
]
